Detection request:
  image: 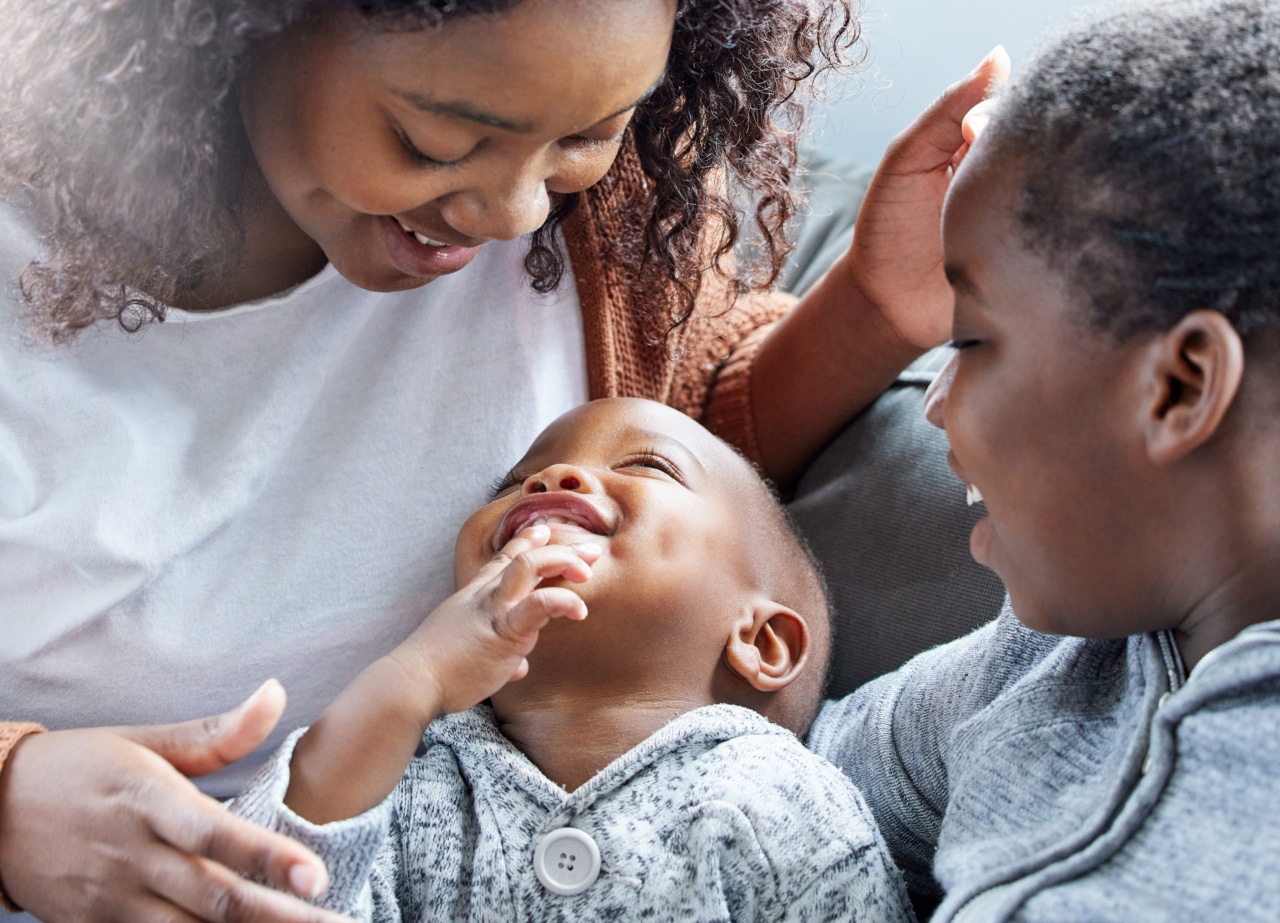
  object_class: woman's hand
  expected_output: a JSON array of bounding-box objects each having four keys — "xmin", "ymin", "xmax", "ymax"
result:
[
  {"xmin": 750, "ymin": 47, "xmax": 1011, "ymax": 487},
  {"xmin": 0, "ymin": 682, "xmax": 353, "ymax": 923},
  {"xmin": 838, "ymin": 46, "xmax": 1011, "ymax": 352},
  {"xmin": 283, "ymin": 525, "xmax": 597, "ymax": 824}
]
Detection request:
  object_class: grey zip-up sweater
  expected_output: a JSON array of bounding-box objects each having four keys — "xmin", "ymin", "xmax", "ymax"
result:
[
  {"xmin": 809, "ymin": 602, "xmax": 1280, "ymax": 922},
  {"xmin": 232, "ymin": 704, "xmax": 912, "ymax": 923}
]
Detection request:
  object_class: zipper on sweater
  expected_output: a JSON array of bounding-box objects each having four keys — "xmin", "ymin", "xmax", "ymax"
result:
[{"xmin": 1155, "ymin": 630, "xmax": 1186, "ymax": 693}]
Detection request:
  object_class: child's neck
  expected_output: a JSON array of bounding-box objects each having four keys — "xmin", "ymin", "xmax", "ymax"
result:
[
  {"xmin": 1174, "ymin": 536, "xmax": 1280, "ymax": 671},
  {"xmin": 491, "ymin": 686, "xmax": 716, "ymax": 791}
]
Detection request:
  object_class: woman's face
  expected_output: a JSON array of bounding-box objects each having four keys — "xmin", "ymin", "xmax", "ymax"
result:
[{"xmin": 239, "ymin": 0, "xmax": 676, "ymax": 291}]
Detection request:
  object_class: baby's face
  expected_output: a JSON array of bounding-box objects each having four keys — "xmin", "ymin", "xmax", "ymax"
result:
[{"xmin": 454, "ymin": 398, "xmax": 773, "ymax": 679}]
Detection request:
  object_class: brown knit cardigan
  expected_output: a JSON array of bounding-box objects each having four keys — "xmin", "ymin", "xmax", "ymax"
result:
[{"xmin": 0, "ymin": 141, "xmax": 797, "ymax": 909}]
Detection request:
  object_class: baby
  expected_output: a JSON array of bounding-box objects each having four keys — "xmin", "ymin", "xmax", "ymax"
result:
[
  {"xmin": 233, "ymin": 398, "xmax": 910, "ymax": 922},
  {"xmin": 811, "ymin": 1, "xmax": 1280, "ymax": 919}
]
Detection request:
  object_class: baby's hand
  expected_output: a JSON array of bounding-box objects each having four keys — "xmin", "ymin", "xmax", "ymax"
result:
[{"xmin": 391, "ymin": 525, "xmax": 598, "ymax": 722}]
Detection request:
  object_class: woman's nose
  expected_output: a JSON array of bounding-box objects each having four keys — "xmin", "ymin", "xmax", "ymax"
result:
[
  {"xmin": 524, "ymin": 464, "xmax": 596, "ymax": 495},
  {"xmin": 441, "ymin": 164, "xmax": 552, "ymax": 242},
  {"xmin": 924, "ymin": 353, "xmax": 958, "ymax": 430}
]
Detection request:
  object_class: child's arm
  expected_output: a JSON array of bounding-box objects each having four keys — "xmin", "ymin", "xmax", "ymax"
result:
[{"xmin": 283, "ymin": 525, "xmax": 597, "ymax": 824}]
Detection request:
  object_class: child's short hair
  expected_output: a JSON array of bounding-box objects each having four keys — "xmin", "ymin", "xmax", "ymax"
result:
[
  {"xmin": 986, "ymin": 0, "xmax": 1280, "ymax": 341},
  {"xmin": 746, "ymin": 466, "xmax": 833, "ymax": 737}
]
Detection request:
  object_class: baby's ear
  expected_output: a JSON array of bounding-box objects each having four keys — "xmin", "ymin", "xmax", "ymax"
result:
[
  {"xmin": 723, "ymin": 603, "xmax": 809, "ymax": 692},
  {"xmin": 1142, "ymin": 309, "xmax": 1244, "ymax": 465}
]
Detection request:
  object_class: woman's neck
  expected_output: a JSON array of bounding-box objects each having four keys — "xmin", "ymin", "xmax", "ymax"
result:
[{"xmin": 169, "ymin": 170, "xmax": 327, "ymax": 311}]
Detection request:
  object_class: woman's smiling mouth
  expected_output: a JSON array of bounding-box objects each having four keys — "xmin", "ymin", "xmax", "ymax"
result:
[{"xmin": 493, "ymin": 492, "xmax": 613, "ymax": 550}]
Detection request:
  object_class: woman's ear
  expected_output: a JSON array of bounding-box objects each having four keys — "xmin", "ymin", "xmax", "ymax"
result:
[
  {"xmin": 723, "ymin": 604, "xmax": 810, "ymax": 692},
  {"xmin": 1142, "ymin": 309, "xmax": 1244, "ymax": 466}
]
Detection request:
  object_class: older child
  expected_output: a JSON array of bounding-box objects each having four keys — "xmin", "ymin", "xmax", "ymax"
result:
[
  {"xmin": 232, "ymin": 398, "xmax": 911, "ymax": 922},
  {"xmin": 811, "ymin": 1, "xmax": 1280, "ymax": 920}
]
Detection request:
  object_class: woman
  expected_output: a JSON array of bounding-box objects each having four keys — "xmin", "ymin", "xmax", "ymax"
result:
[{"xmin": 0, "ymin": 0, "xmax": 1002, "ymax": 920}]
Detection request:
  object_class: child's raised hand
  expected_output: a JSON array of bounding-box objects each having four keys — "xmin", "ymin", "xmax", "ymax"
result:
[
  {"xmin": 390, "ymin": 524, "xmax": 599, "ymax": 721},
  {"xmin": 280, "ymin": 525, "xmax": 599, "ymax": 824}
]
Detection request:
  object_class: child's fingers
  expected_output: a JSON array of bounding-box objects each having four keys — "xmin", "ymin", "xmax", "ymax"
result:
[
  {"xmin": 501, "ymin": 587, "xmax": 589, "ymax": 640},
  {"xmin": 488, "ymin": 544, "xmax": 598, "ymax": 606},
  {"xmin": 509, "ymin": 658, "xmax": 530, "ymax": 683},
  {"xmin": 466, "ymin": 524, "xmax": 553, "ymax": 586}
]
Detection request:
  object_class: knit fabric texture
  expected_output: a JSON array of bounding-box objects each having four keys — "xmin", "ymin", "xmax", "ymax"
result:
[
  {"xmin": 232, "ymin": 704, "xmax": 913, "ymax": 923},
  {"xmin": 563, "ymin": 141, "xmax": 793, "ymax": 462},
  {"xmin": 809, "ymin": 602, "xmax": 1280, "ymax": 922}
]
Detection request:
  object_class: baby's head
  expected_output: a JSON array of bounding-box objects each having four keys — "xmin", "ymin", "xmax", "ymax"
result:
[
  {"xmin": 454, "ymin": 398, "xmax": 830, "ymax": 736},
  {"xmin": 929, "ymin": 0, "xmax": 1280, "ymax": 653}
]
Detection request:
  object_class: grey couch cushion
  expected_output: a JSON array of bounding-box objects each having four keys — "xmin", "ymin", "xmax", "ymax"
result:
[
  {"xmin": 789, "ymin": 350, "xmax": 1005, "ymax": 697},
  {"xmin": 782, "ymin": 155, "xmax": 1006, "ymax": 698}
]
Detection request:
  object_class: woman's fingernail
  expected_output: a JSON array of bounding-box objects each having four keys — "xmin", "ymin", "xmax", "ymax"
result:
[
  {"xmin": 973, "ymin": 44, "xmax": 1006, "ymax": 74},
  {"xmin": 289, "ymin": 863, "xmax": 322, "ymax": 898},
  {"xmin": 576, "ymin": 543, "xmax": 602, "ymax": 558}
]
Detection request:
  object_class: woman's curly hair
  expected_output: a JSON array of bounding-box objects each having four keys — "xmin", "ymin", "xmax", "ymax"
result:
[{"xmin": 0, "ymin": 0, "xmax": 858, "ymax": 343}]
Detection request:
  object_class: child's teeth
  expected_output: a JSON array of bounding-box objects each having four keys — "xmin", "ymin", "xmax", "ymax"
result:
[{"xmin": 966, "ymin": 483, "xmax": 984, "ymax": 507}]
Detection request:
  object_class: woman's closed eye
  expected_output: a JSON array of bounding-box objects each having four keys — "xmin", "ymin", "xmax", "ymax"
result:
[{"xmin": 394, "ymin": 126, "xmax": 470, "ymax": 169}]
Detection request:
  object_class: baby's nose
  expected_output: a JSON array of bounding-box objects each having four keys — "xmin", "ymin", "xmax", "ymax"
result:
[{"xmin": 525, "ymin": 464, "xmax": 592, "ymax": 494}]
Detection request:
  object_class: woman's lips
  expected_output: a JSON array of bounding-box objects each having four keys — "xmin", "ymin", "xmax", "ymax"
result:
[
  {"xmin": 378, "ymin": 215, "xmax": 482, "ymax": 279},
  {"xmin": 493, "ymin": 493, "xmax": 612, "ymax": 551}
]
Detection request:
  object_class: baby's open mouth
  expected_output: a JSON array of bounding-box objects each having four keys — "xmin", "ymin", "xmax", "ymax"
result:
[{"xmin": 493, "ymin": 493, "xmax": 612, "ymax": 550}]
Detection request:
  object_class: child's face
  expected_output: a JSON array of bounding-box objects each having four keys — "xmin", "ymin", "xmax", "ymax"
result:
[
  {"xmin": 453, "ymin": 398, "xmax": 789, "ymax": 693},
  {"xmin": 927, "ymin": 142, "xmax": 1171, "ymax": 639}
]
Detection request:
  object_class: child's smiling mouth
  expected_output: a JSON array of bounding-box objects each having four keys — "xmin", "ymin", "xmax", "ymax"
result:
[{"xmin": 493, "ymin": 493, "xmax": 614, "ymax": 550}]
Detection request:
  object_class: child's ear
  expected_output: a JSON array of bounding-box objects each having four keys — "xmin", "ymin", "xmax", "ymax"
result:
[
  {"xmin": 1142, "ymin": 309, "xmax": 1244, "ymax": 466},
  {"xmin": 723, "ymin": 603, "xmax": 809, "ymax": 692}
]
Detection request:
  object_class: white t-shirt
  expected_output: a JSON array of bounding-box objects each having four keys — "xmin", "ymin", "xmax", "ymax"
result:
[{"xmin": 0, "ymin": 211, "xmax": 588, "ymax": 796}]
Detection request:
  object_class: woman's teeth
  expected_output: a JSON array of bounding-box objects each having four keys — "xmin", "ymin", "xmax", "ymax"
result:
[
  {"xmin": 966, "ymin": 483, "xmax": 985, "ymax": 507},
  {"xmin": 396, "ymin": 219, "xmax": 448, "ymax": 248}
]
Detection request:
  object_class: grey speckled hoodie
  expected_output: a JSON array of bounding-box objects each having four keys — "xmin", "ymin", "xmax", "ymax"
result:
[
  {"xmin": 809, "ymin": 602, "xmax": 1280, "ymax": 922},
  {"xmin": 232, "ymin": 703, "xmax": 913, "ymax": 923}
]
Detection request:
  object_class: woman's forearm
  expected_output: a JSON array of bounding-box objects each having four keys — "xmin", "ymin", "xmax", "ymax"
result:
[{"xmin": 750, "ymin": 252, "xmax": 926, "ymax": 488}]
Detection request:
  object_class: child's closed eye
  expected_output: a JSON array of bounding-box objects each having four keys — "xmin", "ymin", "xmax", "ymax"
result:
[{"xmin": 619, "ymin": 451, "xmax": 684, "ymax": 483}]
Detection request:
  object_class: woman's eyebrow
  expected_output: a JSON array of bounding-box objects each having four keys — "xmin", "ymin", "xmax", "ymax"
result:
[
  {"xmin": 394, "ymin": 89, "xmax": 535, "ymax": 132},
  {"xmin": 392, "ymin": 74, "xmax": 666, "ymax": 135}
]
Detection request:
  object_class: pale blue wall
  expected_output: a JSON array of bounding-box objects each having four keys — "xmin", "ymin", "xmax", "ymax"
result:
[{"xmin": 816, "ymin": 0, "xmax": 1124, "ymax": 165}]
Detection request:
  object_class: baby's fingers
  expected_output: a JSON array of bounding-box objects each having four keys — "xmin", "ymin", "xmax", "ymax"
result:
[
  {"xmin": 490, "ymin": 543, "xmax": 600, "ymax": 606},
  {"xmin": 469, "ymin": 524, "xmax": 553, "ymax": 586},
  {"xmin": 502, "ymin": 587, "xmax": 590, "ymax": 642}
]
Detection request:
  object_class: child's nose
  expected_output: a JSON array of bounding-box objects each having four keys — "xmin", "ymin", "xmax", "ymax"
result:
[
  {"xmin": 924, "ymin": 354, "xmax": 958, "ymax": 430},
  {"xmin": 524, "ymin": 464, "xmax": 595, "ymax": 495}
]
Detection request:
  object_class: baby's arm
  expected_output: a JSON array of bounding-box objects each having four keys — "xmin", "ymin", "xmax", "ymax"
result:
[{"xmin": 284, "ymin": 525, "xmax": 597, "ymax": 824}]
